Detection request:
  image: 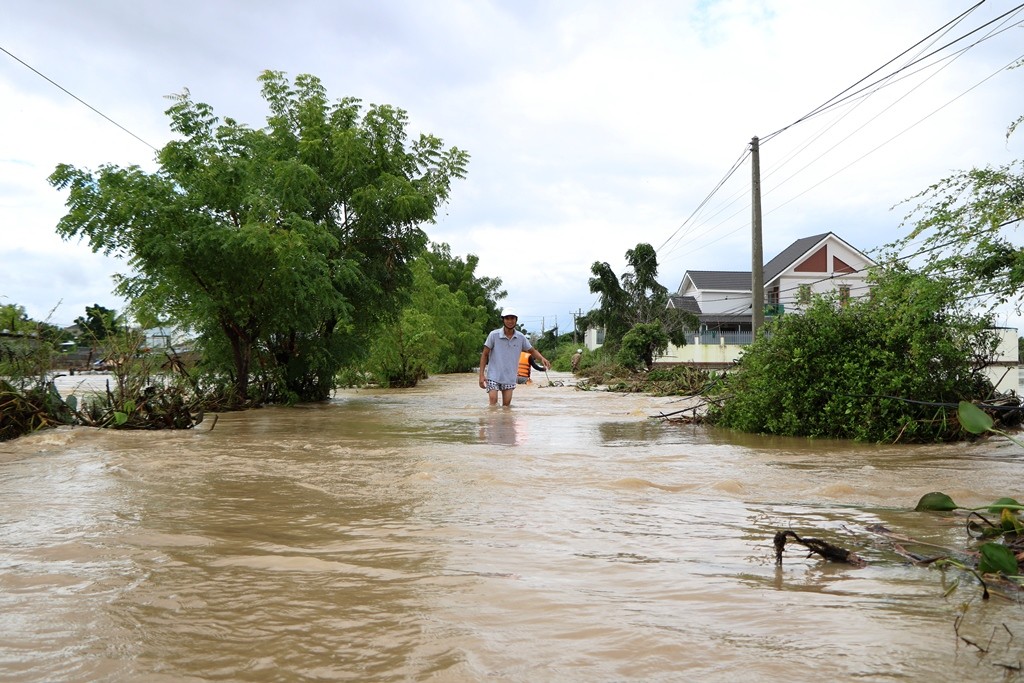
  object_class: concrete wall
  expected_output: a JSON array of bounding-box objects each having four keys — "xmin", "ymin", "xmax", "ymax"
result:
[
  {"xmin": 655, "ymin": 337, "xmax": 746, "ymax": 369},
  {"xmin": 984, "ymin": 327, "xmax": 1019, "ymax": 394},
  {"xmin": 656, "ymin": 327, "xmax": 1020, "ymax": 394}
]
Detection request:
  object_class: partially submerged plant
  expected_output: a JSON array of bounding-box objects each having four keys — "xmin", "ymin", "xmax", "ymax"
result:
[
  {"xmin": 957, "ymin": 400, "xmax": 1024, "ymax": 447},
  {"xmin": 914, "ymin": 490, "xmax": 1023, "ymax": 598}
]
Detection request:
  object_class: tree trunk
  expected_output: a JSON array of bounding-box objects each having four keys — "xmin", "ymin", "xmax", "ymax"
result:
[{"xmin": 224, "ymin": 326, "xmax": 252, "ymax": 405}]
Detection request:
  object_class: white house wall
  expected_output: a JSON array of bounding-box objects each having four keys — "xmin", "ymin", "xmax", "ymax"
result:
[
  {"xmin": 984, "ymin": 327, "xmax": 1020, "ymax": 394},
  {"xmin": 678, "ymin": 281, "xmax": 752, "ymax": 315},
  {"xmin": 656, "ymin": 339, "xmax": 745, "ymax": 367}
]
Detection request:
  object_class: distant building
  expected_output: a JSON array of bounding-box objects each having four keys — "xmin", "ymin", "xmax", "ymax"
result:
[
  {"xmin": 142, "ymin": 326, "xmax": 193, "ymax": 351},
  {"xmin": 666, "ymin": 232, "xmax": 875, "ymax": 343},
  {"xmin": 585, "ymin": 232, "xmax": 875, "ymax": 353}
]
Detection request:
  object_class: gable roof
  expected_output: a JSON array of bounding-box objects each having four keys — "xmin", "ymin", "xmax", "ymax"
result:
[
  {"xmin": 683, "ymin": 271, "xmax": 751, "ymax": 291},
  {"xmin": 763, "ymin": 232, "xmax": 830, "ymax": 283},
  {"xmin": 764, "ymin": 231, "xmax": 874, "ymax": 284},
  {"xmin": 668, "ymin": 295, "xmax": 701, "ymax": 313},
  {"xmin": 674, "ymin": 232, "xmax": 874, "ymax": 297}
]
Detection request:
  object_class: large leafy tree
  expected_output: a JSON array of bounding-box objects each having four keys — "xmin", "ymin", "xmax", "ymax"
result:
[
  {"xmin": 366, "ymin": 242, "xmax": 504, "ymax": 386},
  {"xmin": 587, "ymin": 242, "xmax": 696, "ymax": 366},
  {"xmin": 50, "ymin": 71, "xmax": 468, "ymax": 404},
  {"xmin": 708, "ymin": 265, "xmax": 997, "ymax": 442}
]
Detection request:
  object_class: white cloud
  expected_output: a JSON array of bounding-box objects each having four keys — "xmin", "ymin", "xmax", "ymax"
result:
[{"xmin": 1, "ymin": 0, "xmax": 1022, "ymax": 332}]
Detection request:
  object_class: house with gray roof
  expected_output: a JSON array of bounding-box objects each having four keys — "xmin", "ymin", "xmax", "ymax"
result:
[
  {"xmin": 584, "ymin": 232, "xmax": 874, "ymax": 353},
  {"xmin": 667, "ymin": 232, "xmax": 875, "ymax": 344},
  {"xmin": 583, "ymin": 230, "xmax": 1018, "ymax": 390}
]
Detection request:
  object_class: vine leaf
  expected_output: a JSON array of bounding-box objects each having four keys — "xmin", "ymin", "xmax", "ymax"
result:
[
  {"xmin": 977, "ymin": 542, "xmax": 1018, "ymax": 575},
  {"xmin": 957, "ymin": 400, "xmax": 993, "ymax": 434},
  {"xmin": 989, "ymin": 496, "xmax": 1021, "ymax": 512},
  {"xmin": 915, "ymin": 491, "xmax": 959, "ymax": 511}
]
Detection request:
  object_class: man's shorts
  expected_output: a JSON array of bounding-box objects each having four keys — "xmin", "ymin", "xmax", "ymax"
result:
[{"xmin": 485, "ymin": 380, "xmax": 516, "ymax": 392}]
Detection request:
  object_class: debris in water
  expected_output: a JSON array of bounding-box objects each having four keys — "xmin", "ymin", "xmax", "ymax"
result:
[{"xmin": 773, "ymin": 529, "xmax": 865, "ymax": 567}]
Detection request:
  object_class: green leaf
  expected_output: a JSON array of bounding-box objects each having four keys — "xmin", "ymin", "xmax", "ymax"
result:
[
  {"xmin": 915, "ymin": 491, "xmax": 959, "ymax": 511},
  {"xmin": 958, "ymin": 401, "xmax": 993, "ymax": 434},
  {"xmin": 988, "ymin": 497, "xmax": 1022, "ymax": 513},
  {"xmin": 113, "ymin": 411, "xmax": 128, "ymax": 426},
  {"xmin": 977, "ymin": 542, "xmax": 1018, "ymax": 575},
  {"xmin": 65, "ymin": 395, "xmax": 77, "ymax": 412}
]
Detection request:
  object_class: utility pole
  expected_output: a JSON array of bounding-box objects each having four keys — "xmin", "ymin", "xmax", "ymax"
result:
[{"xmin": 751, "ymin": 136, "xmax": 764, "ymax": 338}]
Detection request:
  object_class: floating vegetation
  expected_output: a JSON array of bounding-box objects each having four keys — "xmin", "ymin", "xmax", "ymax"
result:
[
  {"xmin": 0, "ymin": 379, "xmax": 71, "ymax": 441},
  {"xmin": 774, "ymin": 492, "xmax": 1022, "ymax": 600},
  {"xmin": 1, "ymin": 377, "xmax": 207, "ymax": 442},
  {"xmin": 574, "ymin": 363, "xmax": 713, "ymax": 396}
]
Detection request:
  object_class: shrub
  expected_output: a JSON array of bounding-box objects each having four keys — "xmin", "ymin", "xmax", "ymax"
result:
[{"xmin": 707, "ymin": 267, "xmax": 997, "ymax": 442}]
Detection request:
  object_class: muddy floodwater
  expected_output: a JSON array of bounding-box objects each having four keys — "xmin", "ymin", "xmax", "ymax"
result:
[{"xmin": 2, "ymin": 372, "xmax": 1023, "ymax": 681}]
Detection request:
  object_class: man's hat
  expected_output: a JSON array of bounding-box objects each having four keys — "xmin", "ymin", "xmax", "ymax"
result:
[{"xmin": 501, "ymin": 308, "xmax": 517, "ymax": 318}]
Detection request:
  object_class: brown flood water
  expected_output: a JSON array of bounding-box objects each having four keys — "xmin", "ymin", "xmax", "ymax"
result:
[{"xmin": 2, "ymin": 372, "xmax": 1023, "ymax": 682}]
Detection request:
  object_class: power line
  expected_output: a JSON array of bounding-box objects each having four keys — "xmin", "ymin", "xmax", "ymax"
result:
[
  {"xmin": 763, "ymin": 50, "xmax": 1024, "ymax": 222},
  {"xmin": 655, "ymin": 146, "xmax": 750, "ymax": 254},
  {"xmin": 0, "ymin": 43, "xmax": 159, "ymax": 151},
  {"xmin": 760, "ymin": 1, "xmax": 1024, "ymax": 143},
  {"xmin": 656, "ymin": 3, "xmax": 1024, "ymax": 267}
]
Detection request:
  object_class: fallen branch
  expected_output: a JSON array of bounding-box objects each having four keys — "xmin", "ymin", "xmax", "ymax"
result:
[{"xmin": 774, "ymin": 530, "xmax": 865, "ymax": 567}]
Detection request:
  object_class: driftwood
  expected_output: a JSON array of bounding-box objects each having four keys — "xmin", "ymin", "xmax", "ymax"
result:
[{"xmin": 774, "ymin": 530, "xmax": 865, "ymax": 567}]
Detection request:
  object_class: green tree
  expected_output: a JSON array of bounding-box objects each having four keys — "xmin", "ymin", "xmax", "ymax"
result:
[
  {"xmin": 587, "ymin": 243, "xmax": 697, "ymax": 367},
  {"xmin": 74, "ymin": 304, "xmax": 120, "ymax": 341},
  {"xmin": 0, "ymin": 303, "xmax": 68, "ymax": 391},
  {"xmin": 50, "ymin": 71, "xmax": 469, "ymax": 405},
  {"xmin": 364, "ymin": 243, "xmax": 504, "ymax": 385},
  {"xmin": 0, "ymin": 304, "xmax": 32, "ymax": 334},
  {"xmin": 708, "ymin": 265, "xmax": 997, "ymax": 442},
  {"xmin": 419, "ymin": 243, "xmax": 504, "ymax": 320},
  {"xmin": 415, "ymin": 242, "xmax": 504, "ymax": 372},
  {"xmin": 884, "ymin": 109, "xmax": 1023, "ymax": 311},
  {"xmin": 367, "ymin": 308, "xmax": 438, "ymax": 388},
  {"xmin": 617, "ymin": 322, "xmax": 668, "ymax": 370},
  {"xmin": 587, "ymin": 261, "xmax": 631, "ymax": 350}
]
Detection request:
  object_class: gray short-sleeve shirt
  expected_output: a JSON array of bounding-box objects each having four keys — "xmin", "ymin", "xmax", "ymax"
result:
[{"xmin": 483, "ymin": 328, "xmax": 533, "ymax": 385}]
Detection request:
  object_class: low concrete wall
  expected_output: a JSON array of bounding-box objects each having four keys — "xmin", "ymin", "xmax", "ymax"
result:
[
  {"xmin": 655, "ymin": 338, "xmax": 745, "ymax": 370},
  {"xmin": 656, "ymin": 328, "xmax": 1020, "ymax": 394}
]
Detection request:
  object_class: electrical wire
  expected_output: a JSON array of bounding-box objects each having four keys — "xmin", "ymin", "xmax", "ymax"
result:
[
  {"xmin": 760, "ymin": 1, "xmax": 1024, "ymax": 143},
  {"xmin": 0, "ymin": 44, "xmax": 158, "ymax": 152},
  {"xmin": 656, "ymin": 3, "xmax": 1024, "ymax": 270}
]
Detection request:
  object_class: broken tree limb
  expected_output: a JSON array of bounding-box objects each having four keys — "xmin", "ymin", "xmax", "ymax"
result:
[{"xmin": 774, "ymin": 530, "xmax": 865, "ymax": 567}]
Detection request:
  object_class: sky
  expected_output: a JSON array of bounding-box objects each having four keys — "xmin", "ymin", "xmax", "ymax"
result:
[{"xmin": 2, "ymin": 0, "xmax": 1023, "ymax": 334}]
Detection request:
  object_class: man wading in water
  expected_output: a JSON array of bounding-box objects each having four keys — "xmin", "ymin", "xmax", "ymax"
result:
[{"xmin": 479, "ymin": 308, "xmax": 551, "ymax": 407}]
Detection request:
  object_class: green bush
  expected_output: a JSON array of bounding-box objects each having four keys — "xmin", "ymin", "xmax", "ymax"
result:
[{"xmin": 707, "ymin": 267, "xmax": 997, "ymax": 443}]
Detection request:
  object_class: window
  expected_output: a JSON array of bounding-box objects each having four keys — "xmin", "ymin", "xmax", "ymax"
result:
[
  {"xmin": 838, "ymin": 285, "xmax": 851, "ymax": 307},
  {"xmin": 797, "ymin": 284, "xmax": 811, "ymax": 305}
]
